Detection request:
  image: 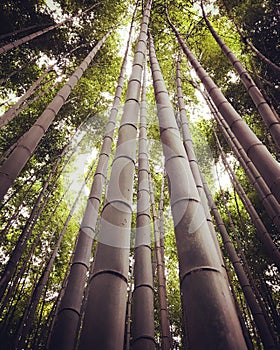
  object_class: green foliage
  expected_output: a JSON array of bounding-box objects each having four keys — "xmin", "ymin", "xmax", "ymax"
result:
[{"xmin": 0, "ymin": 0, "xmax": 279, "ymax": 348}]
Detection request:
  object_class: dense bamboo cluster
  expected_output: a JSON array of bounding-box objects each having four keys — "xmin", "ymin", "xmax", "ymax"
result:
[{"xmin": 0, "ymin": 0, "xmax": 279, "ymax": 349}]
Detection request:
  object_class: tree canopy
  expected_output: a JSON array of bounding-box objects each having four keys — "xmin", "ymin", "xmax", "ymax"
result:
[{"xmin": 0, "ymin": 0, "xmax": 279, "ymax": 349}]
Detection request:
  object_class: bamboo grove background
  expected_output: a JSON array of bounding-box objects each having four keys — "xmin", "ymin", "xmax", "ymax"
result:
[{"xmin": 0, "ymin": 0, "xmax": 279, "ymax": 349}]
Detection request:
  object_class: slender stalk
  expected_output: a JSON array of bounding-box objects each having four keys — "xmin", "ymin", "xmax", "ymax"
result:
[
  {"xmin": 0, "ymin": 23, "xmax": 48, "ymax": 41},
  {"xmin": 176, "ymin": 51, "xmax": 225, "ymax": 268},
  {"xmin": 0, "ymin": 67, "xmax": 54, "ymax": 128},
  {"xmin": 0, "ymin": 29, "xmax": 112, "ymax": 202},
  {"xmin": 201, "ymin": 2, "xmax": 280, "ymax": 148},
  {"xmin": 214, "ymin": 133, "xmax": 280, "ymax": 269},
  {"xmin": 149, "ymin": 172, "xmax": 172, "ymax": 350},
  {"xmin": 220, "ymin": 0, "xmax": 280, "ymax": 75},
  {"xmin": 202, "ymin": 175, "xmax": 278, "ymax": 349},
  {"xmin": 0, "ymin": 6, "xmax": 95, "ymax": 55},
  {"xmin": 15, "ymin": 163, "xmax": 95, "ymax": 350},
  {"xmin": 167, "ymin": 11, "xmax": 280, "ymax": 204}
]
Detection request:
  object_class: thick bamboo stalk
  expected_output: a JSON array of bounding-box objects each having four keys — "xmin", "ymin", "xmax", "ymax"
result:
[
  {"xmin": 167, "ymin": 14, "xmax": 280, "ymax": 205},
  {"xmin": 0, "ymin": 30, "xmax": 111, "ymax": 202},
  {"xmin": 176, "ymin": 52, "xmax": 266, "ymax": 347},
  {"xmin": 132, "ymin": 65, "xmax": 155, "ymax": 350},
  {"xmin": 78, "ymin": 2, "xmax": 152, "ymax": 349},
  {"xmin": 201, "ymin": 2, "xmax": 280, "ymax": 148},
  {"xmin": 149, "ymin": 33, "xmax": 247, "ymax": 349},
  {"xmin": 176, "ymin": 52, "xmax": 225, "ymax": 268},
  {"xmin": 48, "ymin": 6, "xmax": 138, "ymax": 350}
]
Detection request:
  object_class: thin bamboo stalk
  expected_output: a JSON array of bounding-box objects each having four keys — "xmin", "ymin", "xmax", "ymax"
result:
[
  {"xmin": 214, "ymin": 133, "xmax": 280, "ymax": 269},
  {"xmin": 0, "ymin": 6, "xmax": 95, "ymax": 55},
  {"xmin": 0, "ymin": 30, "xmax": 111, "ymax": 202},
  {"xmin": 149, "ymin": 172, "xmax": 173, "ymax": 350},
  {"xmin": 201, "ymin": 2, "xmax": 280, "ymax": 148},
  {"xmin": 167, "ymin": 12, "xmax": 280, "ymax": 204},
  {"xmin": 0, "ymin": 67, "xmax": 54, "ymax": 128},
  {"xmin": 15, "ymin": 162, "xmax": 95, "ymax": 350},
  {"xmin": 202, "ymin": 176, "xmax": 278, "ymax": 349},
  {"xmin": 220, "ymin": 0, "xmax": 280, "ymax": 75},
  {"xmin": 0, "ymin": 23, "xmax": 47, "ymax": 41}
]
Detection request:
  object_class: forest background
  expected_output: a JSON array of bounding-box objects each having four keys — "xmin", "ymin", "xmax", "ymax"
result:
[{"xmin": 0, "ymin": 0, "xmax": 279, "ymax": 349}]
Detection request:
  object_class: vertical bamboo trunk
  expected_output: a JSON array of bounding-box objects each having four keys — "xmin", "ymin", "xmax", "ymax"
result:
[
  {"xmin": 149, "ymin": 172, "xmax": 172, "ymax": 350},
  {"xmin": 149, "ymin": 33, "xmax": 247, "ymax": 349},
  {"xmin": 233, "ymin": 192, "xmax": 280, "ymax": 336},
  {"xmin": 159, "ymin": 171, "xmax": 166, "ymax": 262},
  {"xmin": 125, "ymin": 285, "xmax": 133, "ymax": 350},
  {"xmin": 176, "ymin": 52, "xmax": 225, "ymax": 268},
  {"xmin": 0, "ymin": 30, "xmax": 111, "ymax": 202},
  {"xmin": 201, "ymin": 3, "xmax": 280, "ymax": 148},
  {"xmin": 0, "ymin": 179, "xmax": 73, "ymax": 316},
  {"xmin": 167, "ymin": 15, "xmax": 280, "ymax": 204},
  {"xmin": 215, "ymin": 134, "xmax": 280, "ymax": 269},
  {"xmin": 78, "ymin": 2, "xmax": 152, "ymax": 349},
  {"xmin": 132, "ymin": 65, "xmax": 155, "ymax": 350},
  {"xmin": 202, "ymin": 177, "xmax": 278, "ymax": 349},
  {"xmin": 176, "ymin": 52, "xmax": 264, "ymax": 348},
  {"xmin": 48, "ymin": 5, "xmax": 138, "ymax": 349},
  {"xmin": 229, "ymin": 278, "xmax": 255, "ymax": 350},
  {"xmin": 0, "ymin": 225, "xmax": 42, "ymax": 316}
]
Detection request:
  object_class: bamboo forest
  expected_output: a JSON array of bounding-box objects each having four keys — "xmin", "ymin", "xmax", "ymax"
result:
[{"xmin": 0, "ymin": 0, "xmax": 279, "ymax": 349}]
